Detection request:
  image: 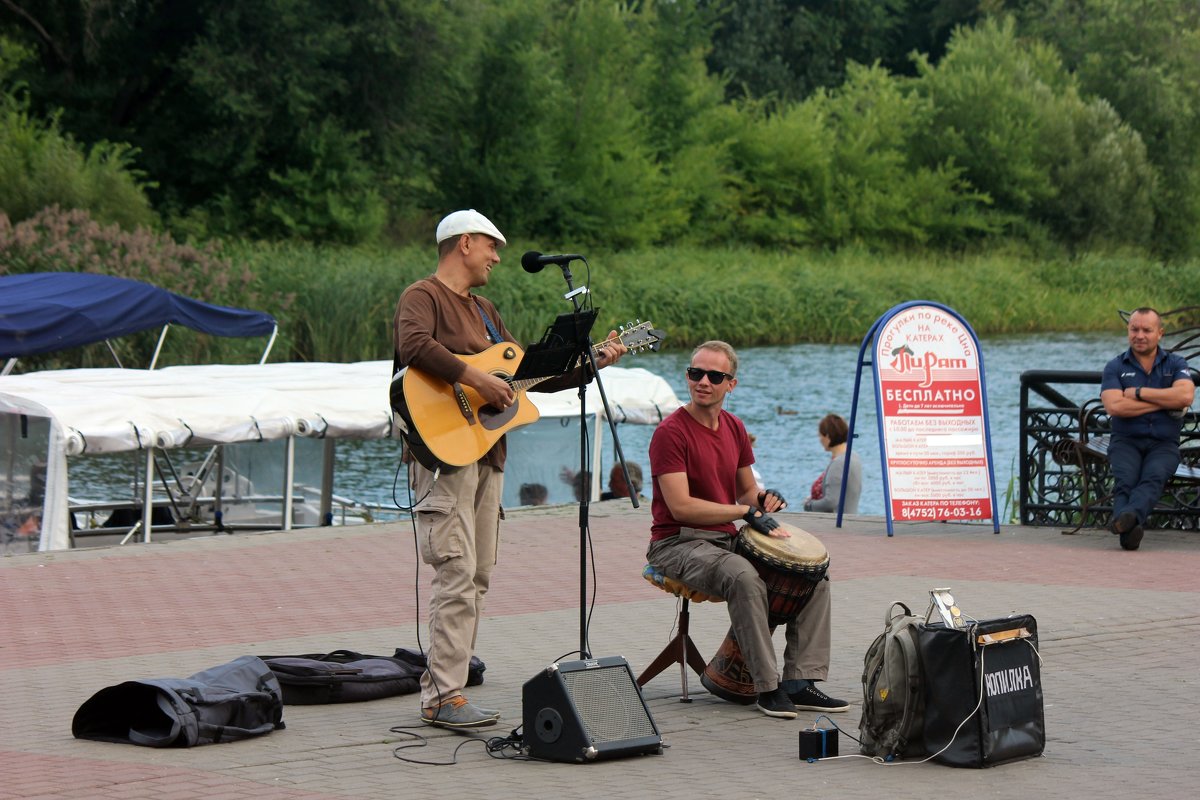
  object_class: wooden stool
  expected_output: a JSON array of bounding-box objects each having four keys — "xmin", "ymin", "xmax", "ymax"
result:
[{"xmin": 637, "ymin": 564, "xmax": 724, "ymax": 702}]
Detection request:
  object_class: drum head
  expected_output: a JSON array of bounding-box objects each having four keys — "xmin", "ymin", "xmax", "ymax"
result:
[{"xmin": 738, "ymin": 522, "xmax": 827, "ymax": 568}]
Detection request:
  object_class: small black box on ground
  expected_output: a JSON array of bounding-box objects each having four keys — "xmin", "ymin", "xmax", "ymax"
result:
[{"xmin": 799, "ymin": 727, "xmax": 839, "ymax": 761}]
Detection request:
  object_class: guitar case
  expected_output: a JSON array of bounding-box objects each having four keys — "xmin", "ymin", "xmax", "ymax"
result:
[{"xmin": 258, "ymin": 648, "xmax": 485, "ymax": 705}]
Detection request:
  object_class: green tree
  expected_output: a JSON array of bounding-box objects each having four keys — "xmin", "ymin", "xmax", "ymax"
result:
[
  {"xmin": 719, "ymin": 62, "xmax": 993, "ymax": 250},
  {"xmin": 724, "ymin": 98, "xmax": 832, "ymax": 247},
  {"xmin": 249, "ymin": 120, "xmax": 387, "ymax": 244},
  {"xmin": 422, "ymin": 0, "xmax": 568, "ymax": 240},
  {"xmin": 912, "ymin": 16, "xmax": 1157, "ymax": 248},
  {"xmin": 704, "ymin": 0, "xmax": 984, "ymax": 101},
  {"xmin": 626, "ymin": 0, "xmax": 740, "ymax": 242},
  {"xmin": 810, "ymin": 63, "xmax": 993, "ymax": 246},
  {"xmin": 544, "ymin": 1, "xmax": 670, "ymax": 247},
  {"xmin": 1015, "ymin": 0, "xmax": 1200, "ymax": 256},
  {"xmin": 0, "ymin": 0, "xmax": 456, "ymax": 243},
  {"xmin": 430, "ymin": 0, "xmax": 682, "ymax": 248}
]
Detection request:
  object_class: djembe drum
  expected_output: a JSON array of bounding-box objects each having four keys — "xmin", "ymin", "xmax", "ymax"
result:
[{"xmin": 700, "ymin": 522, "xmax": 829, "ymax": 704}]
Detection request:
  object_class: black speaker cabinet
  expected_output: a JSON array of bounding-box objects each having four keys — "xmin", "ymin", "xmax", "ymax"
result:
[{"xmin": 522, "ymin": 655, "xmax": 663, "ymax": 763}]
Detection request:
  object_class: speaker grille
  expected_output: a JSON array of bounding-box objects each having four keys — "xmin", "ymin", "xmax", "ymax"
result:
[{"xmin": 562, "ymin": 664, "xmax": 657, "ymax": 742}]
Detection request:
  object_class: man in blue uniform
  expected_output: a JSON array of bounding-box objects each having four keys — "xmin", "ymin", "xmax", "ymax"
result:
[{"xmin": 1100, "ymin": 308, "xmax": 1194, "ymax": 550}]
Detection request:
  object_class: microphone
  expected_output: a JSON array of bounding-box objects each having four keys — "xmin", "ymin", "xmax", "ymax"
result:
[{"xmin": 522, "ymin": 251, "xmax": 584, "ymax": 273}]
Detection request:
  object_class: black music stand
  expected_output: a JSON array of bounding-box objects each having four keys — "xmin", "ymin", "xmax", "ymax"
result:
[
  {"xmin": 531, "ymin": 267, "xmax": 639, "ymax": 658},
  {"xmin": 514, "ymin": 310, "xmax": 598, "ymax": 381}
]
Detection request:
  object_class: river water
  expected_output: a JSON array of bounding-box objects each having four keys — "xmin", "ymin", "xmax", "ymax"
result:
[
  {"xmin": 328, "ymin": 331, "xmax": 1120, "ymax": 519},
  {"xmin": 65, "ymin": 331, "xmax": 1120, "ymax": 522}
]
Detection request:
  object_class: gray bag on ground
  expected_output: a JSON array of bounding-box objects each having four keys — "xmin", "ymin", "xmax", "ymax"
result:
[
  {"xmin": 859, "ymin": 601, "xmax": 926, "ymax": 760},
  {"xmin": 72, "ymin": 655, "xmax": 285, "ymax": 747}
]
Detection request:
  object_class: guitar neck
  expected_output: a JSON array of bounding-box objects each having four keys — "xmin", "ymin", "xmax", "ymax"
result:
[{"xmin": 510, "ymin": 338, "xmax": 614, "ymax": 393}]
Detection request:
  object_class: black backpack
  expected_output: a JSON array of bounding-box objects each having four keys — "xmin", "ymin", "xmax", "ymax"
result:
[
  {"xmin": 859, "ymin": 601, "xmax": 926, "ymax": 760},
  {"xmin": 72, "ymin": 655, "xmax": 285, "ymax": 747}
]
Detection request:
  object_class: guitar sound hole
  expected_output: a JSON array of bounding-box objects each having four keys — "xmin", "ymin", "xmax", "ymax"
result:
[
  {"xmin": 478, "ymin": 401, "xmax": 518, "ymax": 430},
  {"xmin": 479, "ymin": 372, "xmax": 516, "ymax": 428}
]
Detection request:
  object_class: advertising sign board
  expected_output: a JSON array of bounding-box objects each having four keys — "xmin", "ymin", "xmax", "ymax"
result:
[{"xmin": 847, "ymin": 301, "xmax": 999, "ymax": 534}]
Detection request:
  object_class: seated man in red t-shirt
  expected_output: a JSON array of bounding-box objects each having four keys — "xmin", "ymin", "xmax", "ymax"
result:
[{"xmin": 646, "ymin": 340, "xmax": 847, "ymax": 719}]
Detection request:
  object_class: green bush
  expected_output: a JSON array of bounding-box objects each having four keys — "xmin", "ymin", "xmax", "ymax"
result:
[
  {"xmin": 249, "ymin": 120, "xmax": 387, "ymax": 244},
  {"xmin": 1043, "ymin": 98, "xmax": 1157, "ymax": 249},
  {"xmin": 914, "ymin": 18, "xmax": 1069, "ymax": 214},
  {"xmin": 1016, "ymin": 0, "xmax": 1200, "ymax": 256},
  {"xmin": 0, "ymin": 36, "xmax": 155, "ymax": 230},
  {"xmin": 0, "ymin": 102, "xmax": 156, "ymax": 231},
  {"xmin": 811, "ymin": 63, "xmax": 995, "ymax": 247},
  {"xmin": 913, "ymin": 16, "xmax": 1158, "ymax": 250},
  {"xmin": 725, "ymin": 100, "xmax": 830, "ymax": 247},
  {"xmin": 719, "ymin": 62, "xmax": 1001, "ymax": 250}
]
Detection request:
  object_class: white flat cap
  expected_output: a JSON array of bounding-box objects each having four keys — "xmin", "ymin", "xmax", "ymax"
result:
[{"xmin": 435, "ymin": 209, "xmax": 507, "ymax": 246}]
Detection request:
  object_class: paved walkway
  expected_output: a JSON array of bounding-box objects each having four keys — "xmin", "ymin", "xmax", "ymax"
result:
[{"xmin": 2, "ymin": 503, "xmax": 1197, "ymax": 799}]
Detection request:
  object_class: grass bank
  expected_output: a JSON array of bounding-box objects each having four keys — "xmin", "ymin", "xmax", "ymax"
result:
[{"xmin": 224, "ymin": 240, "xmax": 1200, "ymax": 363}]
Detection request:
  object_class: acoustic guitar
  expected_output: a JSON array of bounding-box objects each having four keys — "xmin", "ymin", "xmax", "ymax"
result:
[{"xmin": 399, "ymin": 321, "xmax": 664, "ymax": 467}]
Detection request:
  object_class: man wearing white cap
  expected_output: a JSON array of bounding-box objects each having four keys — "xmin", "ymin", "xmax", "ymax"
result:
[{"xmin": 392, "ymin": 210, "xmax": 626, "ymax": 729}]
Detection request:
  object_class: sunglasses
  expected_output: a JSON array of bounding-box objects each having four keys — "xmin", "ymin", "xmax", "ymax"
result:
[{"xmin": 686, "ymin": 367, "xmax": 734, "ymax": 385}]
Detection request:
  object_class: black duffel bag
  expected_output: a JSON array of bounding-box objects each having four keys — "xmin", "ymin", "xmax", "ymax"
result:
[{"xmin": 72, "ymin": 655, "xmax": 285, "ymax": 747}]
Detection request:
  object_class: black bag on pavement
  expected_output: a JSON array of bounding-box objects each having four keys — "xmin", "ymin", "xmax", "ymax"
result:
[
  {"xmin": 392, "ymin": 647, "xmax": 486, "ymax": 687},
  {"xmin": 72, "ymin": 655, "xmax": 285, "ymax": 747},
  {"xmin": 258, "ymin": 648, "xmax": 485, "ymax": 705},
  {"xmin": 918, "ymin": 614, "xmax": 1045, "ymax": 767}
]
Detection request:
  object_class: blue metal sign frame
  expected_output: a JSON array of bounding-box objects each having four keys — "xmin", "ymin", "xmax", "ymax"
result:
[{"xmin": 842, "ymin": 300, "xmax": 1000, "ymax": 535}]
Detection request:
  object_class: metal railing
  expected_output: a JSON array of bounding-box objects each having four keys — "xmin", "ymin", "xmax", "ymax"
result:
[{"xmin": 1019, "ymin": 369, "xmax": 1200, "ymax": 529}]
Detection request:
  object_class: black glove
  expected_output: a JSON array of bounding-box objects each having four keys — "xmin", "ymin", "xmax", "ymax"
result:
[
  {"xmin": 757, "ymin": 488, "xmax": 787, "ymax": 510},
  {"xmin": 742, "ymin": 507, "xmax": 780, "ymax": 535}
]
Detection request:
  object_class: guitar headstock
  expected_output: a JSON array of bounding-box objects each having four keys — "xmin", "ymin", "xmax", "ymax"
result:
[{"xmin": 617, "ymin": 320, "xmax": 665, "ymax": 353}]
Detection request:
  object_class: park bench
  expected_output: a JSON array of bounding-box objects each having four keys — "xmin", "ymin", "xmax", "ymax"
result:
[{"xmin": 1057, "ymin": 306, "xmax": 1200, "ymax": 529}]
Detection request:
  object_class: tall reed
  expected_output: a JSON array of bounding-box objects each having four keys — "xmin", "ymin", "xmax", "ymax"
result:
[{"xmin": 219, "ymin": 241, "xmax": 1200, "ymax": 362}]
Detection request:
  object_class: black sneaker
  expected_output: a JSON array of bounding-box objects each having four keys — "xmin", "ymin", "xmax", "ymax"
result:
[
  {"xmin": 788, "ymin": 683, "xmax": 850, "ymax": 712},
  {"xmin": 1110, "ymin": 511, "xmax": 1138, "ymax": 535},
  {"xmin": 756, "ymin": 687, "xmax": 798, "ymax": 719},
  {"xmin": 1119, "ymin": 524, "xmax": 1144, "ymax": 551}
]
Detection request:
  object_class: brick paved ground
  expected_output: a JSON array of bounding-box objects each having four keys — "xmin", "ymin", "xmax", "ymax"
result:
[{"xmin": 2, "ymin": 503, "xmax": 1196, "ymax": 800}]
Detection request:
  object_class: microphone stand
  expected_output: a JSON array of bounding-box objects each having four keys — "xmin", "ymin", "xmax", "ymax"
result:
[{"xmin": 555, "ymin": 261, "xmax": 636, "ymax": 659}]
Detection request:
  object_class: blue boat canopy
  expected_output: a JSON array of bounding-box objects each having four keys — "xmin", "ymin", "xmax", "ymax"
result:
[{"xmin": 0, "ymin": 272, "xmax": 277, "ymax": 357}]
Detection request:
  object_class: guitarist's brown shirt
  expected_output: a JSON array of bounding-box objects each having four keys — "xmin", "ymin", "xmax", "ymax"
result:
[
  {"xmin": 395, "ymin": 276, "xmax": 508, "ymax": 381},
  {"xmin": 394, "ymin": 275, "xmax": 586, "ymax": 468}
]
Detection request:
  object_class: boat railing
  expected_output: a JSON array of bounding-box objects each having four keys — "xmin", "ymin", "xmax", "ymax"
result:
[{"xmin": 67, "ymin": 483, "xmax": 404, "ymax": 545}]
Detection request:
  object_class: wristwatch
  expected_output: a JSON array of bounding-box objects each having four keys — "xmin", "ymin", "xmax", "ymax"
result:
[{"xmin": 1136, "ymin": 387, "xmax": 1142, "ymax": 401}]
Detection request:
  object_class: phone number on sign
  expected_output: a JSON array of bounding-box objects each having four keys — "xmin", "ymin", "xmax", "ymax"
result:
[{"xmin": 897, "ymin": 505, "xmax": 986, "ymax": 519}]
